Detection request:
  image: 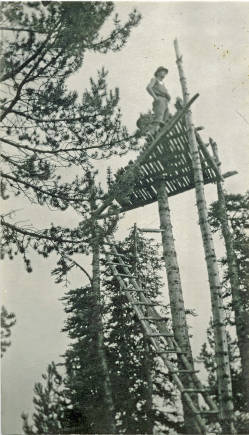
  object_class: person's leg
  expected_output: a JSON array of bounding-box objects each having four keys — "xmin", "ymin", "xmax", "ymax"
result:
[
  {"xmin": 163, "ymin": 103, "xmax": 170, "ymax": 123},
  {"xmin": 153, "ymin": 97, "xmax": 165, "ymax": 124},
  {"xmin": 146, "ymin": 98, "xmax": 165, "ymax": 139}
]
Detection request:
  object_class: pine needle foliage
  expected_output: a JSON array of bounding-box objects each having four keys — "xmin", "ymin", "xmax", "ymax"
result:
[
  {"xmin": 199, "ymin": 191, "xmax": 249, "ymax": 431},
  {"xmin": 22, "ymin": 231, "xmax": 180, "ymax": 434},
  {"xmin": 1, "ymin": 305, "xmax": 16, "ymax": 358},
  {"xmin": 0, "ymin": 1, "xmax": 141, "ymax": 271}
]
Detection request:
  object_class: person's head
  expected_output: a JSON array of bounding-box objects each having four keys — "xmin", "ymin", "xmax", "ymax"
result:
[{"xmin": 154, "ymin": 66, "xmax": 168, "ymax": 80}]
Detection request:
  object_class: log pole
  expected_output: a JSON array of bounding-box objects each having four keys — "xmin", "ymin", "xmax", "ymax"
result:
[
  {"xmin": 90, "ymin": 190, "xmax": 117, "ymax": 434},
  {"xmin": 174, "ymin": 38, "xmax": 236, "ymax": 433},
  {"xmin": 157, "ymin": 180, "xmax": 201, "ymax": 434},
  {"xmin": 210, "ymin": 139, "xmax": 249, "ymax": 411}
]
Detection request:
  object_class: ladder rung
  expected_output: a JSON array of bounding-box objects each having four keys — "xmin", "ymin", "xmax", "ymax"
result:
[
  {"xmin": 182, "ymin": 389, "xmax": 211, "ymax": 393},
  {"xmin": 110, "ymin": 253, "xmax": 128, "ymax": 258},
  {"xmin": 106, "ymin": 262, "xmax": 132, "ymax": 268},
  {"xmin": 148, "ymin": 333, "xmax": 174, "ymax": 337},
  {"xmin": 133, "ymin": 302, "xmax": 163, "ymax": 306},
  {"xmin": 118, "ymin": 273, "xmax": 137, "ymax": 278},
  {"xmin": 156, "ymin": 349, "xmax": 185, "ymax": 353},
  {"xmin": 139, "ymin": 317, "xmax": 169, "ymax": 321},
  {"xmin": 195, "ymin": 410, "xmax": 219, "ymax": 415},
  {"xmin": 170, "ymin": 369, "xmax": 200, "ymax": 374},
  {"xmin": 139, "ymin": 228, "xmax": 165, "ymax": 233}
]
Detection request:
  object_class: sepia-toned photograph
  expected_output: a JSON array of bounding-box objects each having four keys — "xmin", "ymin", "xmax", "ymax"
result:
[{"xmin": 1, "ymin": 1, "xmax": 249, "ymax": 434}]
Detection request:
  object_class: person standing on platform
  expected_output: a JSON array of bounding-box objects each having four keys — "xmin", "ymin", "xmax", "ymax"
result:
[{"xmin": 146, "ymin": 66, "xmax": 171, "ymax": 139}]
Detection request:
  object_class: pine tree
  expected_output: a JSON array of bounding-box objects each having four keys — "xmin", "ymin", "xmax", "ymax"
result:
[
  {"xmin": 60, "ymin": 230, "xmax": 180, "ymax": 434},
  {"xmin": 21, "ymin": 362, "xmax": 69, "ymax": 434},
  {"xmin": 55, "ymin": 173, "xmax": 119, "ymax": 433},
  {"xmin": 1, "ymin": 4, "xmax": 141, "ymax": 431},
  {"xmin": 62, "ymin": 285, "xmax": 110, "ymax": 434},
  {"xmin": 1, "ymin": 305, "xmax": 16, "ymax": 358},
  {"xmin": 1, "ymin": 1, "xmax": 141, "ymax": 270},
  {"xmin": 208, "ymin": 192, "xmax": 249, "ymax": 411},
  {"xmin": 22, "ymin": 230, "xmax": 181, "ymax": 434},
  {"xmin": 102, "ymin": 229, "xmax": 181, "ymax": 433},
  {"xmin": 200, "ymin": 325, "xmax": 249, "ymax": 433},
  {"xmin": 199, "ymin": 191, "xmax": 249, "ymax": 432}
]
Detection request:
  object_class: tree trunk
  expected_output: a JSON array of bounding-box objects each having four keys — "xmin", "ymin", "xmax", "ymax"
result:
[
  {"xmin": 91, "ymin": 230, "xmax": 117, "ymax": 433},
  {"xmin": 157, "ymin": 181, "xmax": 200, "ymax": 434},
  {"xmin": 210, "ymin": 140, "xmax": 249, "ymax": 411},
  {"xmin": 143, "ymin": 337, "xmax": 154, "ymax": 435},
  {"xmin": 174, "ymin": 38, "xmax": 236, "ymax": 433},
  {"xmin": 134, "ymin": 225, "xmax": 154, "ymax": 433},
  {"xmin": 90, "ymin": 181, "xmax": 117, "ymax": 434}
]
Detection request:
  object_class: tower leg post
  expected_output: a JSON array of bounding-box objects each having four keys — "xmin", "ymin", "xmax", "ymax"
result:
[
  {"xmin": 157, "ymin": 181, "xmax": 202, "ymax": 434},
  {"xmin": 174, "ymin": 38, "xmax": 236, "ymax": 433}
]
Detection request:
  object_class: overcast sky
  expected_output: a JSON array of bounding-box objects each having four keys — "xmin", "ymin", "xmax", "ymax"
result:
[{"xmin": 2, "ymin": 2, "xmax": 249, "ymax": 434}]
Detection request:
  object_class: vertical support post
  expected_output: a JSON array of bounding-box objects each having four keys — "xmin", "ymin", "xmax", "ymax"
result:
[
  {"xmin": 90, "ymin": 185, "xmax": 117, "ymax": 434},
  {"xmin": 174, "ymin": 39, "xmax": 236, "ymax": 433},
  {"xmin": 133, "ymin": 223, "xmax": 154, "ymax": 433},
  {"xmin": 157, "ymin": 180, "xmax": 201, "ymax": 434},
  {"xmin": 143, "ymin": 336, "xmax": 154, "ymax": 434},
  {"xmin": 210, "ymin": 139, "xmax": 249, "ymax": 411}
]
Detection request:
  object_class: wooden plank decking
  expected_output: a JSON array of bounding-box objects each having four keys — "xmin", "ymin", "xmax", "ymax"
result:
[{"xmin": 111, "ymin": 101, "xmax": 217, "ymax": 213}]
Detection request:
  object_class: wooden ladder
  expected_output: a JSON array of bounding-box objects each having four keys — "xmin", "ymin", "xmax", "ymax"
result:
[{"xmin": 103, "ymin": 237, "xmax": 219, "ymax": 434}]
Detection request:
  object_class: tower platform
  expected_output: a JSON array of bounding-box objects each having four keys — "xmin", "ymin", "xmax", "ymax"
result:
[{"xmin": 109, "ymin": 94, "xmax": 220, "ymax": 214}]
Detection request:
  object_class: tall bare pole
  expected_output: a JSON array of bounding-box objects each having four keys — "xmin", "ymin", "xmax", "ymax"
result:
[
  {"xmin": 133, "ymin": 224, "xmax": 154, "ymax": 433},
  {"xmin": 210, "ymin": 139, "xmax": 249, "ymax": 411},
  {"xmin": 174, "ymin": 38, "xmax": 236, "ymax": 433},
  {"xmin": 90, "ymin": 183, "xmax": 117, "ymax": 434},
  {"xmin": 157, "ymin": 180, "xmax": 201, "ymax": 434}
]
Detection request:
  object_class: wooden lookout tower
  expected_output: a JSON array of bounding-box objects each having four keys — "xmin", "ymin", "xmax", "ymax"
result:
[{"xmin": 91, "ymin": 40, "xmax": 238, "ymax": 434}]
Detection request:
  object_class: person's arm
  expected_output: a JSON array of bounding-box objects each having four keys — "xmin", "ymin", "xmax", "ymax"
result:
[{"xmin": 146, "ymin": 78, "xmax": 158, "ymax": 100}]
